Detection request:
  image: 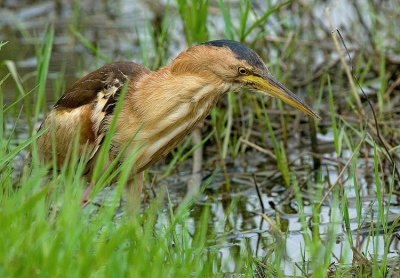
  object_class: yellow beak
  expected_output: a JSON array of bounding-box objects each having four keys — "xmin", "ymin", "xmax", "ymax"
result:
[{"xmin": 243, "ymin": 74, "xmax": 320, "ymax": 119}]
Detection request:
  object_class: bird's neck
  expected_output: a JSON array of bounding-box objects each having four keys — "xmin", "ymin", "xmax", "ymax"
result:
[
  {"xmin": 118, "ymin": 67, "xmax": 232, "ymax": 170},
  {"xmin": 130, "ymin": 67, "xmax": 231, "ymax": 126}
]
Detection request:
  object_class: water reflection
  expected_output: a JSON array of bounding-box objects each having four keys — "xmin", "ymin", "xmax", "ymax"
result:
[{"xmin": 2, "ymin": 0, "xmax": 400, "ymax": 275}]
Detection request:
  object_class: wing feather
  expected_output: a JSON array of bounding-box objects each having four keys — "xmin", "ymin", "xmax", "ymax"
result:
[{"xmin": 38, "ymin": 61, "xmax": 151, "ymax": 170}]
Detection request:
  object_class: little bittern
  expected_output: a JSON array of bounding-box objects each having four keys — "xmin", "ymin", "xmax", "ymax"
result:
[{"xmin": 37, "ymin": 40, "xmax": 319, "ymax": 207}]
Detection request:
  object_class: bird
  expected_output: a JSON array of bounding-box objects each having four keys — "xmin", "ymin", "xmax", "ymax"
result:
[{"xmin": 37, "ymin": 39, "xmax": 320, "ymax": 209}]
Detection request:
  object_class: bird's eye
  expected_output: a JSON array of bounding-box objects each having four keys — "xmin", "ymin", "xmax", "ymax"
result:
[{"xmin": 238, "ymin": 67, "xmax": 248, "ymax": 75}]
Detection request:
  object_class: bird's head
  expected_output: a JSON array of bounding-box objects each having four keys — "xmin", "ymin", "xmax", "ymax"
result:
[{"xmin": 171, "ymin": 40, "xmax": 320, "ymax": 119}]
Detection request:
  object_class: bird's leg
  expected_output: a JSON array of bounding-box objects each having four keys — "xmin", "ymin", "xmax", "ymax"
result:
[
  {"xmin": 81, "ymin": 182, "xmax": 94, "ymax": 208},
  {"xmin": 186, "ymin": 127, "xmax": 203, "ymax": 198},
  {"xmin": 126, "ymin": 172, "xmax": 144, "ymax": 214}
]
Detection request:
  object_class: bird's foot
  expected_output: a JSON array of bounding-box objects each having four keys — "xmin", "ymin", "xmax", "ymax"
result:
[
  {"xmin": 81, "ymin": 183, "xmax": 94, "ymax": 208},
  {"xmin": 81, "ymin": 198, "xmax": 90, "ymax": 208}
]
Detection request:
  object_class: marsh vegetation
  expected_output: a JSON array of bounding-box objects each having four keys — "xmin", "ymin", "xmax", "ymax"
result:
[{"xmin": 1, "ymin": 0, "xmax": 400, "ymax": 277}]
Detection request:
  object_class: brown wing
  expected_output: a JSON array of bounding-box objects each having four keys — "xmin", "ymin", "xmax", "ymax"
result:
[
  {"xmin": 37, "ymin": 61, "xmax": 151, "ymax": 169},
  {"xmin": 54, "ymin": 61, "xmax": 145, "ymax": 109}
]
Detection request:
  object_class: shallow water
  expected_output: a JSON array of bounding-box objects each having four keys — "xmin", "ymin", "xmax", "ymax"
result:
[{"xmin": 2, "ymin": 0, "xmax": 400, "ymax": 275}]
